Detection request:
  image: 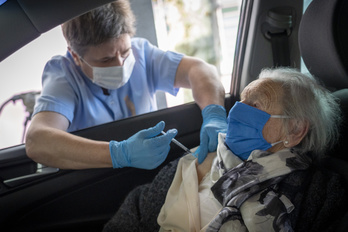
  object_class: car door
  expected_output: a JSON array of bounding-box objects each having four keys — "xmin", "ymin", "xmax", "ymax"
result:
[{"xmin": 0, "ymin": 0, "xmax": 304, "ymax": 231}]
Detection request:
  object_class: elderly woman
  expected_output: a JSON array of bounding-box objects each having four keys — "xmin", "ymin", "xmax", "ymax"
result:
[{"xmin": 103, "ymin": 67, "xmax": 345, "ymax": 232}]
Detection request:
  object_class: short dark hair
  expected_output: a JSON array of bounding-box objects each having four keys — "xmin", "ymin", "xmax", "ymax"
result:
[{"xmin": 62, "ymin": 0, "xmax": 136, "ymax": 56}]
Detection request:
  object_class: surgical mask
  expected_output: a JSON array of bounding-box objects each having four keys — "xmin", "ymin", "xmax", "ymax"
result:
[
  {"xmin": 225, "ymin": 101, "xmax": 290, "ymax": 160},
  {"xmin": 81, "ymin": 50, "xmax": 135, "ymax": 90}
]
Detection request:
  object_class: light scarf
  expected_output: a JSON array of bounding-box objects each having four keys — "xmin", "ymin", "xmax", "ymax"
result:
[{"xmin": 207, "ymin": 135, "xmax": 311, "ymax": 232}]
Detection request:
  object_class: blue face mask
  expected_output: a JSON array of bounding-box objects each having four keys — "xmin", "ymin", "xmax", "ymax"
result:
[{"xmin": 225, "ymin": 101, "xmax": 290, "ymax": 160}]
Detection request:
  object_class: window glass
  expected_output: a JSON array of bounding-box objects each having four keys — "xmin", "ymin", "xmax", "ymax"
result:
[
  {"xmin": 0, "ymin": 27, "xmax": 66, "ymax": 149},
  {"xmin": 300, "ymin": 0, "xmax": 312, "ymax": 74},
  {"xmin": 152, "ymin": 0, "xmax": 242, "ymax": 107}
]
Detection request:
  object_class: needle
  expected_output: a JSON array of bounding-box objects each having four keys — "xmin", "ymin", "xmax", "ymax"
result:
[{"xmin": 161, "ymin": 131, "xmax": 191, "ymax": 153}]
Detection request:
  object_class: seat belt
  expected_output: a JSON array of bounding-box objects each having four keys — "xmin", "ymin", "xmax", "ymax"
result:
[
  {"xmin": 263, "ymin": 9, "xmax": 293, "ymax": 67},
  {"xmin": 269, "ymin": 31, "xmax": 291, "ymax": 67}
]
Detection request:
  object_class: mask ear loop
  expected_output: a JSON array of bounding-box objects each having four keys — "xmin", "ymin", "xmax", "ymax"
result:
[
  {"xmin": 270, "ymin": 140, "xmax": 284, "ymax": 146},
  {"xmin": 78, "ymin": 56, "xmax": 93, "ymax": 68},
  {"xmin": 270, "ymin": 115, "xmax": 292, "ymax": 118},
  {"xmin": 269, "ymin": 115, "xmax": 292, "ymax": 147}
]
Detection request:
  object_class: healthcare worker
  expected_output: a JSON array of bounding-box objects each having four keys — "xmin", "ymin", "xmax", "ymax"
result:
[{"xmin": 25, "ymin": 0, "xmax": 227, "ymax": 170}]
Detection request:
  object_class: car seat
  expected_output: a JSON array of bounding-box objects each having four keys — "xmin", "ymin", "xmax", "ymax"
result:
[
  {"xmin": 299, "ymin": 0, "xmax": 348, "ymax": 231},
  {"xmin": 299, "ymin": 0, "xmax": 348, "ymax": 165}
]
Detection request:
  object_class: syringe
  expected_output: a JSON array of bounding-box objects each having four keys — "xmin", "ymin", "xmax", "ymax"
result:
[{"xmin": 161, "ymin": 131, "xmax": 191, "ymax": 153}]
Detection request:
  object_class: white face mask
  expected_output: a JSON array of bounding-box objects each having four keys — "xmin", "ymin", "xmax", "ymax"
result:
[{"xmin": 81, "ymin": 50, "xmax": 135, "ymax": 90}]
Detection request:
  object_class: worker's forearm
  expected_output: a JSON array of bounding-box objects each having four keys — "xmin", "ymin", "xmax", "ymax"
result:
[
  {"xmin": 190, "ymin": 63, "xmax": 225, "ymax": 109},
  {"xmin": 191, "ymin": 80, "xmax": 225, "ymax": 109},
  {"xmin": 25, "ymin": 127, "xmax": 112, "ymax": 169}
]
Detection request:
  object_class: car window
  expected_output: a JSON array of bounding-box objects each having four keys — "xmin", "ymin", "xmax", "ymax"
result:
[
  {"xmin": 0, "ymin": 26, "xmax": 66, "ymax": 149},
  {"xmin": 300, "ymin": 0, "xmax": 312, "ymax": 73},
  {"xmin": 152, "ymin": 0, "xmax": 241, "ymax": 106},
  {"xmin": 300, "ymin": 0, "xmax": 312, "ymax": 74},
  {"xmin": 300, "ymin": 56, "xmax": 310, "ymax": 74},
  {"xmin": 0, "ymin": 0, "xmax": 242, "ymax": 150}
]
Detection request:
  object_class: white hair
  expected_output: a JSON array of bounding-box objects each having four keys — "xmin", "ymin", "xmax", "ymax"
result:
[{"xmin": 258, "ymin": 67, "xmax": 342, "ymax": 156}]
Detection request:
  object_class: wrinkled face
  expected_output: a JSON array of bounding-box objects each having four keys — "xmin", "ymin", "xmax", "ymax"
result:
[
  {"xmin": 71, "ymin": 33, "xmax": 132, "ymax": 80},
  {"xmin": 240, "ymin": 78, "xmax": 287, "ymax": 153}
]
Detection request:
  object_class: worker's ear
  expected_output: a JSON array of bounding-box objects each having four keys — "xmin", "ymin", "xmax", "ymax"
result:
[
  {"xmin": 284, "ymin": 119, "xmax": 309, "ymax": 148},
  {"xmin": 67, "ymin": 47, "xmax": 82, "ymax": 66}
]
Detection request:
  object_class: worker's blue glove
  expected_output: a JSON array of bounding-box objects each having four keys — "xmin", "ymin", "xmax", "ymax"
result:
[
  {"xmin": 194, "ymin": 104, "xmax": 227, "ymax": 164},
  {"xmin": 109, "ymin": 121, "xmax": 177, "ymax": 170}
]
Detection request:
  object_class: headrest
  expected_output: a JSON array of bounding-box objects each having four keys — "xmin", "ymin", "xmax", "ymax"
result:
[{"xmin": 299, "ymin": 0, "xmax": 348, "ymax": 90}]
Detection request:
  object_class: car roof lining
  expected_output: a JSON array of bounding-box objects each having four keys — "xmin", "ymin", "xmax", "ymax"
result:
[{"xmin": 0, "ymin": 0, "xmax": 114, "ymax": 62}]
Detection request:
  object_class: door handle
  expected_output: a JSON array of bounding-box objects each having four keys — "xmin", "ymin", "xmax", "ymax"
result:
[{"xmin": 3, "ymin": 166, "xmax": 59, "ymax": 187}]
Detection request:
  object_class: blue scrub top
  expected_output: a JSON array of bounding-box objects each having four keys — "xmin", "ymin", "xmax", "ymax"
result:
[{"xmin": 33, "ymin": 38, "xmax": 184, "ymax": 132}]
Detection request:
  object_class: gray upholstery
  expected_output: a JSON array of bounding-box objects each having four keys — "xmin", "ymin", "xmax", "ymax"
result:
[
  {"xmin": 299, "ymin": 0, "xmax": 348, "ymax": 90},
  {"xmin": 299, "ymin": 3, "xmax": 348, "ymax": 231},
  {"xmin": 330, "ymin": 89, "xmax": 348, "ymax": 161},
  {"xmin": 299, "ymin": 2, "xmax": 348, "ymax": 230},
  {"xmin": 299, "ymin": 0, "xmax": 348, "ymax": 162}
]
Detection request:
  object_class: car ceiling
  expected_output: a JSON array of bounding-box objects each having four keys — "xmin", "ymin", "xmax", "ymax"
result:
[{"xmin": 0, "ymin": 0, "xmax": 115, "ymax": 62}]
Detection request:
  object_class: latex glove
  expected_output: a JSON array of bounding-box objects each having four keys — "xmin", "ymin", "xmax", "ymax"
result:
[
  {"xmin": 194, "ymin": 104, "xmax": 227, "ymax": 164},
  {"xmin": 109, "ymin": 121, "xmax": 178, "ymax": 170}
]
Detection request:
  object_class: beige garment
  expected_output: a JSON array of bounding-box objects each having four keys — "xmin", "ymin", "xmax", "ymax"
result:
[
  {"xmin": 158, "ymin": 133, "xmax": 241, "ymax": 232},
  {"xmin": 158, "ymin": 154, "xmax": 201, "ymax": 232}
]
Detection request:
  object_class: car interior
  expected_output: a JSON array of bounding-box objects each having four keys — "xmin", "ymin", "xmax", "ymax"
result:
[
  {"xmin": 0, "ymin": 0, "xmax": 347, "ymax": 231},
  {"xmin": 298, "ymin": 0, "xmax": 348, "ymax": 230},
  {"xmin": 299, "ymin": 0, "xmax": 348, "ymax": 174}
]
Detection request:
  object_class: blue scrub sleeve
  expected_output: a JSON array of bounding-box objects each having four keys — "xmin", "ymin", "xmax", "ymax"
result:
[
  {"xmin": 134, "ymin": 38, "xmax": 183, "ymax": 96},
  {"xmin": 33, "ymin": 57, "xmax": 77, "ymax": 123}
]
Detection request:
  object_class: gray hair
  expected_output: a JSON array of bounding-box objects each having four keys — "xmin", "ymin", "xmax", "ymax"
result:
[
  {"xmin": 62, "ymin": 0, "xmax": 136, "ymax": 57},
  {"xmin": 258, "ymin": 67, "xmax": 342, "ymax": 156}
]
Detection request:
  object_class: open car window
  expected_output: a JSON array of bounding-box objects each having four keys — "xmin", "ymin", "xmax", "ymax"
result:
[
  {"xmin": 0, "ymin": 0, "xmax": 242, "ymax": 150},
  {"xmin": 0, "ymin": 27, "xmax": 66, "ymax": 149}
]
